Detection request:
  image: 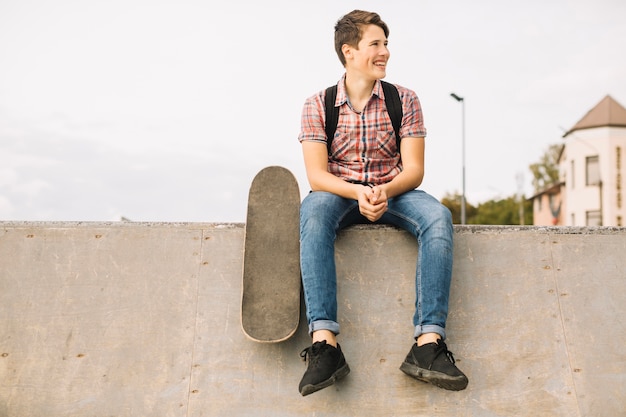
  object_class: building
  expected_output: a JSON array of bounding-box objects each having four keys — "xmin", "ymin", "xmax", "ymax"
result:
[
  {"xmin": 531, "ymin": 181, "xmax": 565, "ymax": 226},
  {"xmin": 532, "ymin": 95, "xmax": 626, "ymax": 226}
]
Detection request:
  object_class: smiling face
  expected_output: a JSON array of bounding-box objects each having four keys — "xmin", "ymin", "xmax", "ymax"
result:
[{"xmin": 342, "ymin": 24, "xmax": 390, "ymax": 81}]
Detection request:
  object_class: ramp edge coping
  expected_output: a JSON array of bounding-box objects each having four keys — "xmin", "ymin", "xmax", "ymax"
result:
[{"xmin": 1, "ymin": 222, "xmax": 624, "ymax": 235}]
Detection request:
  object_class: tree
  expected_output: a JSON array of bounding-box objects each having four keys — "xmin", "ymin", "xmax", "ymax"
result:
[
  {"xmin": 441, "ymin": 192, "xmax": 476, "ymax": 224},
  {"xmin": 469, "ymin": 196, "xmax": 533, "ymax": 225},
  {"xmin": 441, "ymin": 192, "xmax": 533, "ymax": 225},
  {"xmin": 529, "ymin": 144, "xmax": 562, "ymax": 193}
]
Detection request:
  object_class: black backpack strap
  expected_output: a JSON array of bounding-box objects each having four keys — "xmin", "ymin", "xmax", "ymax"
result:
[
  {"xmin": 324, "ymin": 85, "xmax": 339, "ymax": 155},
  {"xmin": 381, "ymin": 81, "xmax": 403, "ymax": 151}
]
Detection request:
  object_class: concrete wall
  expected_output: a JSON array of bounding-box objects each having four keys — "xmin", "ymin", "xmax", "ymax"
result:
[{"xmin": 1, "ymin": 222, "xmax": 625, "ymax": 416}]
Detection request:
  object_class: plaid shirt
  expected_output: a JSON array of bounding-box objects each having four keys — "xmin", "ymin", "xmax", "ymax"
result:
[{"xmin": 298, "ymin": 75, "xmax": 427, "ymax": 185}]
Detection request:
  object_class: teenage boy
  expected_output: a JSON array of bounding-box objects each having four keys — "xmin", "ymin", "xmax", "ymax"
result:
[{"xmin": 297, "ymin": 10, "xmax": 468, "ymax": 396}]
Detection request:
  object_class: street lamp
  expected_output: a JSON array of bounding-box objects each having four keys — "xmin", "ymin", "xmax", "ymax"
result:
[{"xmin": 450, "ymin": 93, "xmax": 466, "ymax": 224}]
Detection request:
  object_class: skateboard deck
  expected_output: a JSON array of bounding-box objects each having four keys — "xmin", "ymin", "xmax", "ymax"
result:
[{"xmin": 241, "ymin": 166, "xmax": 301, "ymax": 342}]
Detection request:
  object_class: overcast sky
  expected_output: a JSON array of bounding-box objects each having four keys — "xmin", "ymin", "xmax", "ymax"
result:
[{"xmin": 1, "ymin": 0, "xmax": 625, "ymax": 222}]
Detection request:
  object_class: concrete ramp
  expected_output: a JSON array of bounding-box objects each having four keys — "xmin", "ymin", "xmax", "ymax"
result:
[{"xmin": 0, "ymin": 223, "xmax": 624, "ymax": 416}]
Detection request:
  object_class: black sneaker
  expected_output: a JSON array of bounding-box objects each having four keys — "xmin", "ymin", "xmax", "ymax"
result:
[
  {"xmin": 400, "ymin": 339, "xmax": 468, "ymax": 391},
  {"xmin": 298, "ymin": 341, "xmax": 350, "ymax": 396}
]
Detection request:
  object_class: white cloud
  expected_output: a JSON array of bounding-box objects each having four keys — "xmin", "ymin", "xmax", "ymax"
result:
[
  {"xmin": 0, "ymin": 168, "xmax": 18, "ymax": 188},
  {"xmin": 0, "ymin": 194, "xmax": 13, "ymax": 217}
]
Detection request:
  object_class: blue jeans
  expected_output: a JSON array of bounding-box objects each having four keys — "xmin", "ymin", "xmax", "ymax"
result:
[{"xmin": 300, "ymin": 189, "xmax": 453, "ymax": 340}]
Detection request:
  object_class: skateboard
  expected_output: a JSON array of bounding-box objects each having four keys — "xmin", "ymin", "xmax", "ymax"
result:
[{"xmin": 241, "ymin": 166, "xmax": 301, "ymax": 342}]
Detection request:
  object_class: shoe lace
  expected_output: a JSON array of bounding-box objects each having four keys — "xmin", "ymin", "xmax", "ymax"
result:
[
  {"xmin": 300, "ymin": 341, "xmax": 326, "ymax": 366},
  {"xmin": 431, "ymin": 341, "xmax": 456, "ymax": 367}
]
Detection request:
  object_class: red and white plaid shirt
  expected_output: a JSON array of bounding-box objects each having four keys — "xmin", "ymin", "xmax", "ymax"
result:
[{"xmin": 298, "ymin": 74, "xmax": 427, "ymax": 185}]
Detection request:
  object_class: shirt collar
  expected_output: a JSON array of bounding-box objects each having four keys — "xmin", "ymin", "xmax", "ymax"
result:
[{"xmin": 337, "ymin": 74, "xmax": 385, "ymax": 106}]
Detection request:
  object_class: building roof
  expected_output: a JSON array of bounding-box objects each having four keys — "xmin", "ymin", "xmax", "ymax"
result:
[
  {"xmin": 528, "ymin": 181, "xmax": 565, "ymax": 201},
  {"xmin": 563, "ymin": 95, "xmax": 626, "ymax": 137}
]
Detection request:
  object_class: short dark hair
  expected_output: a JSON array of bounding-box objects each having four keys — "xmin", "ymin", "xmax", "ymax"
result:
[{"xmin": 334, "ymin": 10, "xmax": 390, "ymax": 66}]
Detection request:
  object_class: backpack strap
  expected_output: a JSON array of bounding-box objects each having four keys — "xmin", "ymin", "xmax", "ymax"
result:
[
  {"xmin": 324, "ymin": 85, "xmax": 339, "ymax": 155},
  {"xmin": 324, "ymin": 81, "xmax": 403, "ymax": 155},
  {"xmin": 381, "ymin": 81, "xmax": 403, "ymax": 151}
]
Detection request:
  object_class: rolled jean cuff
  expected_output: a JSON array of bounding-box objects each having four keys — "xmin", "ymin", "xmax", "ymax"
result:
[
  {"xmin": 414, "ymin": 325, "xmax": 446, "ymax": 341},
  {"xmin": 309, "ymin": 320, "xmax": 340, "ymax": 337}
]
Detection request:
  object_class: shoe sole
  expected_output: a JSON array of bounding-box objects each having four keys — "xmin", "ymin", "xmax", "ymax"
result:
[
  {"xmin": 399, "ymin": 362, "xmax": 468, "ymax": 391},
  {"xmin": 299, "ymin": 363, "xmax": 351, "ymax": 396}
]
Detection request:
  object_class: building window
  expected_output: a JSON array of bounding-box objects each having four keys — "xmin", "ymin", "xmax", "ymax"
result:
[
  {"xmin": 586, "ymin": 155, "xmax": 600, "ymax": 186},
  {"xmin": 618, "ymin": 216, "xmax": 623, "ymax": 227},
  {"xmin": 570, "ymin": 160, "xmax": 575, "ymax": 189},
  {"xmin": 586, "ymin": 210, "xmax": 602, "ymax": 226}
]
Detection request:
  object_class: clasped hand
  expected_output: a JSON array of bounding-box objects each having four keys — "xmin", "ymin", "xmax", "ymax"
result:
[{"xmin": 357, "ymin": 185, "xmax": 388, "ymax": 222}]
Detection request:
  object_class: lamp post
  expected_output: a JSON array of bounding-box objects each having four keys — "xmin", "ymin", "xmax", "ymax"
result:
[{"xmin": 450, "ymin": 92, "xmax": 466, "ymax": 224}]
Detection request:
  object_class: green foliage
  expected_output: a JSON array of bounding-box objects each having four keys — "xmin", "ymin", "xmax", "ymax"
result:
[
  {"xmin": 529, "ymin": 144, "xmax": 562, "ymax": 193},
  {"xmin": 441, "ymin": 192, "xmax": 533, "ymax": 225},
  {"xmin": 441, "ymin": 192, "xmax": 476, "ymax": 224},
  {"xmin": 469, "ymin": 196, "xmax": 533, "ymax": 225}
]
